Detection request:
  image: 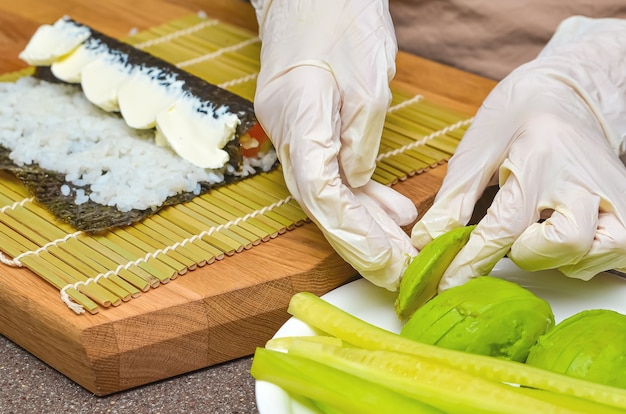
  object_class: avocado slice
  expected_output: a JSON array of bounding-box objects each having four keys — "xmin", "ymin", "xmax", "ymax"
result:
[
  {"xmin": 401, "ymin": 276, "xmax": 555, "ymax": 362},
  {"xmin": 527, "ymin": 309, "xmax": 626, "ymax": 389}
]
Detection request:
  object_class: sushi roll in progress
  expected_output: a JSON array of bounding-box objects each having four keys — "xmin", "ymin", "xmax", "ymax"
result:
[
  {"xmin": 19, "ymin": 16, "xmax": 268, "ymax": 171},
  {"xmin": 0, "ymin": 16, "xmax": 277, "ymax": 232}
]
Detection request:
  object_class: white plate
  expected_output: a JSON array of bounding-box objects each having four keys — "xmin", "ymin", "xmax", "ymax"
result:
[{"xmin": 255, "ymin": 258, "xmax": 626, "ymax": 414}]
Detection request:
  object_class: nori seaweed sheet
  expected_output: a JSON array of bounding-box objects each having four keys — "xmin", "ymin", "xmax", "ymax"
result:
[
  {"xmin": 0, "ymin": 18, "xmax": 277, "ymax": 233},
  {"xmin": 0, "ymin": 145, "xmax": 275, "ymax": 233}
]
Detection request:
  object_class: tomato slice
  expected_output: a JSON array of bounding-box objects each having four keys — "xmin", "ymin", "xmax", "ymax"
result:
[{"xmin": 241, "ymin": 123, "xmax": 272, "ymax": 158}]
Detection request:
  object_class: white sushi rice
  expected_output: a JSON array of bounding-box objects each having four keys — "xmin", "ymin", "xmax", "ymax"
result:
[{"xmin": 0, "ymin": 76, "xmax": 251, "ymax": 212}]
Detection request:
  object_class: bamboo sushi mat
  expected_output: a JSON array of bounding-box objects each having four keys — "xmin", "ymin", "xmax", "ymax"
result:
[{"xmin": 0, "ymin": 13, "xmax": 473, "ymax": 315}]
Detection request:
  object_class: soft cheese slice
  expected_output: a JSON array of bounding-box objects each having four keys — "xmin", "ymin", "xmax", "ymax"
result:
[
  {"xmin": 50, "ymin": 43, "xmax": 99, "ymax": 83},
  {"xmin": 19, "ymin": 18, "xmax": 90, "ymax": 66},
  {"xmin": 117, "ymin": 71, "xmax": 184, "ymax": 129},
  {"xmin": 155, "ymin": 97, "xmax": 239, "ymax": 169},
  {"xmin": 80, "ymin": 57, "xmax": 131, "ymax": 112}
]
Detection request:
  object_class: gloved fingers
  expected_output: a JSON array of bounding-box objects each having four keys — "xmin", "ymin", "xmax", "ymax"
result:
[
  {"xmin": 338, "ymin": 55, "xmax": 393, "ymax": 188},
  {"xmin": 410, "ymin": 171, "xmax": 499, "ymax": 251},
  {"xmin": 255, "ymin": 66, "xmax": 411, "ymax": 290},
  {"xmin": 336, "ymin": 0, "xmax": 397, "ymax": 188},
  {"xmin": 352, "ymin": 180, "xmax": 417, "ymax": 226},
  {"xmin": 509, "ymin": 194, "xmax": 600, "ymax": 272},
  {"xmin": 290, "ymin": 138, "xmax": 414, "ymax": 289},
  {"xmin": 380, "ymin": 0, "xmax": 398, "ymax": 80},
  {"xmin": 410, "ymin": 99, "xmax": 516, "ymax": 250},
  {"xmin": 295, "ymin": 167, "xmax": 415, "ymax": 290},
  {"xmin": 352, "ymin": 188, "xmax": 418, "ymax": 290},
  {"xmin": 254, "ymin": 65, "xmax": 340, "ymax": 152},
  {"xmin": 558, "ymin": 212, "xmax": 626, "ymax": 280},
  {"xmin": 410, "ymin": 146, "xmax": 501, "ymax": 250},
  {"xmin": 438, "ymin": 169, "xmax": 537, "ymax": 291}
]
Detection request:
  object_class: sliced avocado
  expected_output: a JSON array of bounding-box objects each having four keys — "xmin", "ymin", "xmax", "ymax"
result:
[
  {"xmin": 395, "ymin": 225, "xmax": 475, "ymax": 320},
  {"xmin": 527, "ymin": 309, "xmax": 626, "ymax": 389},
  {"xmin": 401, "ymin": 276, "xmax": 555, "ymax": 362}
]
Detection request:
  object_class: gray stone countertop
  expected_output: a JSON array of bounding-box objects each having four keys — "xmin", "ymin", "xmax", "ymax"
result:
[{"xmin": 0, "ymin": 335, "xmax": 258, "ymax": 414}]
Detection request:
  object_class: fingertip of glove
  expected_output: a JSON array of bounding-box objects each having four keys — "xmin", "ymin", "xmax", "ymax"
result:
[
  {"xmin": 438, "ymin": 272, "xmax": 474, "ymax": 293},
  {"xmin": 344, "ymin": 166, "xmax": 375, "ymax": 189},
  {"xmin": 410, "ymin": 221, "xmax": 433, "ymax": 250}
]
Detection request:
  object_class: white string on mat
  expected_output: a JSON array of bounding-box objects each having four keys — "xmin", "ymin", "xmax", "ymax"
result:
[
  {"xmin": 0, "ymin": 197, "xmax": 83, "ymax": 267},
  {"xmin": 375, "ymin": 92, "xmax": 475, "ymax": 161},
  {"xmin": 131, "ymin": 16, "xmax": 261, "ymax": 86},
  {"xmin": 60, "ymin": 195, "xmax": 294, "ymax": 314},
  {"xmin": 176, "ymin": 37, "xmax": 260, "ymax": 68},
  {"xmin": 0, "ymin": 231, "xmax": 83, "ymax": 267},
  {"xmin": 133, "ymin": 18, "xmax": 220, "ymax": 50},
  {"xmin": 388, "ymin": 94, "xmax": 424, "ymax": 113},
  {"xmin": 0, "ymin": 197, "xmax": 36, "ymax": 266},
  {"xmin": 0, "ymin": 252, "xmax": 17, "ymax": 267},
  {"xmin": 0, "ymin": 197, "xmax": 33, "ymax": 214},
  {"xmin": 218, "ymin": 72, "xmax": 258, "ymax": 89}
]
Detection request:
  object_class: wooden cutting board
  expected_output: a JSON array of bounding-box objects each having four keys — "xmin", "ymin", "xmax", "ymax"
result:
[{"xmin": 0, "ymin": 0, "xmax": 496, "ymax": 396}]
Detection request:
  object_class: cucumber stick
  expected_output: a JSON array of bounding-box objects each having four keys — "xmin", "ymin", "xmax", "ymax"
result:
[
  {"xmin": 516, "ymin": 387, "xmax": 626, "ymax": 414},
  {"xmin": 251, "ymin": 347, "xmax": 444, "ymax": 414},
  {"xmin": 265, "ymin": 335, "xmax": 343, "ymax": 351},
  {"xmin": 395, "ymin": 225, "xmax": 475, "ymax": 320},
  {"xmin": 286, "ymin": 339, "xmax": 586, "ymax": 414},
  {"xmin": 288, "ymin": 291, "xmax": 626, "ymax": 411}
]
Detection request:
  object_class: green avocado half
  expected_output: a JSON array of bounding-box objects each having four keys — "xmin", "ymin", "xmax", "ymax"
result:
[
  {"xmin": 400, "ymin": 276, "xmax": 555, "ymax": 362},
  {"xmin": 526, "ymin": 309, "xmax": 626, "ymax": 389}
]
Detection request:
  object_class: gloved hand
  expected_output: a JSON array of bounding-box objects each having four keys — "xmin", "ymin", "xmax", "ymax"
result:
[
  {"xmin": 411, "ymin": 16, "xmax": 626, "ymax": 291},
  {"xmin": 251, "ymin": 0, "xmax": 417, "ymax": 290}
]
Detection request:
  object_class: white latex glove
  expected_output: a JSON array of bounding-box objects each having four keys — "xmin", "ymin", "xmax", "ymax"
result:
[
  {"xmin": 251, "ymin": 0, "xmax": 417, "ymax": 290},
  {"xmin": 411, "ymin": 16, "xmax": 626, "ymax": 291}
]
